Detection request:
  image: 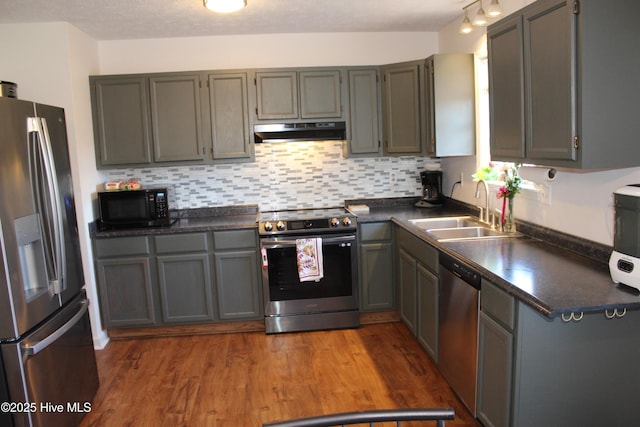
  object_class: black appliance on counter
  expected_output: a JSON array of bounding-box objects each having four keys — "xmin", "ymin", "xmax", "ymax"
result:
[
  {"xmin": 97, "ymin": 188, "xmax": 175, "ymax": 230},
  {"xmin": 415, "ymin": 170, "xmax": 443, "ymax": 208},
  {"xmin": 0, "ymin": 97, "xmax": 99, "ymax": 427},
  {"xmin": 258, "ymin": 208, "xmax": 359, "ymax": 334}
]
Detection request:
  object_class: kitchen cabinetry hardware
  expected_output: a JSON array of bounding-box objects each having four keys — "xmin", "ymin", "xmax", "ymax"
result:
[
  {"xmin": 560, "ymin": 311, "xmax": 583, "ymax": 322},
  {"xmin": 605, "ymin": 308, "xmax": 626, "ymax": 319}
]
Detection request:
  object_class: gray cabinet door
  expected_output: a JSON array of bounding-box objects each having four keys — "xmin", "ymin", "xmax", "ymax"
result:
[
  {"xmin": 90, "ymin": 76, "xmax": 152, "ymax": 167},
  {"xmin": 477, "ymin": 311, "xmax": 513, "ymax": 427},
  {"xmin": 149, "ymin": 74, "xmax": 205, "ymax": 162},
  {"xmin": 381, "ymin": 62, "xmax": 424, "ymax": 155},
  {"xmin": 347, "ymin": 68, "xmax": 381, "ymax": 156},
  {"xmin": 299, "ymin": 70, "xmax": 342, "ymax": 119},
  {"xmin": 417, "ymin": 263, "xmax": 438, "ymax": 362},
  {"xmin": 425, "ymin": 54, "xmax": 476, "ymax": 157},
  {"xmin": 523, "ymin": 0, "xmax": 576, "ymax": 161},
  {"xmin": 488, "ymin": 15, "xmax": 526, "ymax": 161},
  {"xmin": 214, "ymin": 249, "xmax": 261, "ymax": 320},
  {"xmin": 360, "ymin": 242, "xmax": 394, "ymax": 311},
  {"xmin": 255, "ymin": 71, "xmax": 299, "ymax": 120},
  {"xmin": 156, "ymin": 253, "xmax": 215, "ymax": 323},
  {"xmin": 96, "ymin": 257, "xmax": 155, "ymax": 327},
  {"xmin": 206, "ymin": 72, "xmax": 251, "ymax": 160},
  {"xmin": 398, "ymin": 248, "xmax": 417, "ymax": 333}
]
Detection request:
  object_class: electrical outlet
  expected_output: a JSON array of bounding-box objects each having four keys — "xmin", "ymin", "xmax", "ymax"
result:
[
  {"xmin": 459, "ymin": 173, "xmax": 464, "ymax": 185},
  {"xmin": 390, "ymin": 172, "xmax": 397, "ymax": 183}
]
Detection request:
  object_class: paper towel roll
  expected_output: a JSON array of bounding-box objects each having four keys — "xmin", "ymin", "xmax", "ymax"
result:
[{"xmin": 518, "ymin": 166, "xmax": 556, "ymax": 182}]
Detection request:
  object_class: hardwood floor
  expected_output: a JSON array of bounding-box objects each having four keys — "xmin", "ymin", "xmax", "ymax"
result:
[{"xmin": 80, "ymin": 322, "xmax": 480, "ymax": 427}]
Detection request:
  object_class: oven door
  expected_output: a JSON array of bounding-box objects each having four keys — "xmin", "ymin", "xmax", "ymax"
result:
[{"xmin": 261, "ymin": 233, "xmax": 358, "ymax": 317}]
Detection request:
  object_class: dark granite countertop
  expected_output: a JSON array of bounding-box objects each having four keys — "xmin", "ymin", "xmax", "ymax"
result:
[
  {"xmin": 353, "ymin": 197, "xmax": 640, "ymax": 318},
  {"xmin": 90, "ymin": 197, "xmax": 640, "ymax": 318},
  {"xmin": 90, "ymin": 205, "xmax": 259, "ymax": 238}
]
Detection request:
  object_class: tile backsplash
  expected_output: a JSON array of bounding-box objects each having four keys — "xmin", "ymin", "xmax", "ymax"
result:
[{"xmin": 101, "ymin": 141, "xmax": 434, "ymax": 211}]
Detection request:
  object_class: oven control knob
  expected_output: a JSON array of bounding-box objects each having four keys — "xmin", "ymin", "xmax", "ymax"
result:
[
  {"xmin": 263, "ymin": 222, "xmax": 273, "ymax": 232},
  {"xmin": 276, "ymin": 221, "xmax": 286, "ymax": 231},
  {"xmin": 342, "ymin": 217, "xmax": 352, "ymax": 226},
  {"xmin": 330, "ymin": 217, "xmax": 340, "ymax": 227}
]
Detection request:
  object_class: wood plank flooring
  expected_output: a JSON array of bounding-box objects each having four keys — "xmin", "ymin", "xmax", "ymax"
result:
[{"xmin": 80, "ymin": 322, "xmax": 480, "ymax": 427}]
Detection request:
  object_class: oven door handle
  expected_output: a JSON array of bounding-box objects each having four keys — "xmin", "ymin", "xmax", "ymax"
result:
[{"xmin": 261, "ymin": 235, "xmax": 355, "ymax": 249}]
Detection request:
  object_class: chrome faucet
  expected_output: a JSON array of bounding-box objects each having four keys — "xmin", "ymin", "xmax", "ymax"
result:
[{"xmin": 475, "ymin": 180, "xmax": 490, "ymax": 223}]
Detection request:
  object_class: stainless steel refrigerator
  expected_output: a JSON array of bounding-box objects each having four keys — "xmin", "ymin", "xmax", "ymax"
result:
[{"xmin": 0, "ymin": 97, "xmax": 99, "ymax": 427}]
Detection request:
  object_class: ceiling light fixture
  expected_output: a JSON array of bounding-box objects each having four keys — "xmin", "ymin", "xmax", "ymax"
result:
[
  {"xmin": 459, "ymin": 0, "xmax": 503, "ymax": 35},
  {"xmin": 203, "ymin": 0, "xmax": 247, "ymax": 13}
]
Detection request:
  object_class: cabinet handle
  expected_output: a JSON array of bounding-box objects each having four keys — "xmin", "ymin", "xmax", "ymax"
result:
[
  {"xmin": 561, "ymin": 311, "xmax": 583, "ymax": 322},
  {"xmin": 605, "ymin": 308, "xmax": 626, "ymax": 319}
]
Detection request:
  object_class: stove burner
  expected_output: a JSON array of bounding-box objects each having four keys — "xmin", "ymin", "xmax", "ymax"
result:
[{"xmin": 258, "ymin": 207, "xmax": 356, "ymax": 235}]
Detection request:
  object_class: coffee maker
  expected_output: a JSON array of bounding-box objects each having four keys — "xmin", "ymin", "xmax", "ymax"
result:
[
  {"xmin": 610, "ymin": 185, "xmax": 640, "ymax": 291},
  {"xmin": 415, "ymin": 170, "xmax": 443, "ymax": 208}
]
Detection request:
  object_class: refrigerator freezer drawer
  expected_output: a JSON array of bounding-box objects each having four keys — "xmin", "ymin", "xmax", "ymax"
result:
[{"xmin": 1, "ymin": 291, "xmax": 99, "ymax": 427}]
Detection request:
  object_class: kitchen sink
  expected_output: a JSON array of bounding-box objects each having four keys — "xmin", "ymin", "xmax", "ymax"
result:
[
  {"xmin": 408, "ymin": 216, "xmax": 478, "ymax": 230},
  {"xmin": 408, "ymin": 215, "xmax": 518, "ymax": 241},
  {"xmin": 426, "ymin": 226, "xmax": 509, "ymax": 241}
]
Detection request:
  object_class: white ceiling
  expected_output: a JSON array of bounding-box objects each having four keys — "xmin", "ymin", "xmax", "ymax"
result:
[{"xmin": 0, "ymin": 0, "xmax": 468, "ymax": 41}]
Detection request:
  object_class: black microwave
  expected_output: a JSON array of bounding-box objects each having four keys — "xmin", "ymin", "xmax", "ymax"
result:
[{"xmin": 97, "ymin": 188, "xmax": 175, "ymax": 229}]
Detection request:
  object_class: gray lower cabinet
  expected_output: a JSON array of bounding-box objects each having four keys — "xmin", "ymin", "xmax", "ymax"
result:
[
  {"xmin": 395, "ymin": 226, "xmax": 439, "ymax": 360},
  {"xmin": 155, "ymin": 233, "xmax": 215, "ymax": 324},
  {"xmin": 358, "ymin": 222, "xmax": 394, "ymax": 311},
  {"xmin": 416, "ymin": 263, "xmax": 438, "ymax": 361},
  {"xmin": 94, "ymin": 229, "xmax": 263, "ymax": 329},
  {"xmin": 213, "ymin": 229, "xmax": 262, "ymax": 320},
  {"xmin": 477, "ymin": 279, "xmax": 515, "ymax": 427},
  {"xmin": 94, "ymin": 236, "xmax": 156, "ymax": 327},
  {"xmin": 479, "ymin": 277, "xmax": 640, "ymax": 426}
]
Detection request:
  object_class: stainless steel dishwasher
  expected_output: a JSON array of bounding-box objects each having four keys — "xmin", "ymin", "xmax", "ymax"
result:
[{"xmin": 438, "ymin": 252, "xmax": 480, "ymax": 416}]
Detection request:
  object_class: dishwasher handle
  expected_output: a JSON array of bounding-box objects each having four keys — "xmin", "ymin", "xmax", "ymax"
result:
[{"xmin": 439, "ymin": 252, "xmax": 481, "ymax": 289}]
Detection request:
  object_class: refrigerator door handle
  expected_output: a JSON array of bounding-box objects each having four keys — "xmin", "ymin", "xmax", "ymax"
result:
[
  {"xmin": 21, "ymin": 298, "xmax": 89, "ymax": 357},
  {"xmin": 27, "ymin": 117, "xmax": 66, "ymax": 295}
]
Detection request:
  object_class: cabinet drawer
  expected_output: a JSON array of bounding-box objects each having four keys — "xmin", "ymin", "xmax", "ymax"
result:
[
  {"xmin": 481, "ymin": 278, "xmax": 515, "ymax": 330},
  {"xmin": 396, "ymin": 227, "xmax": 438, "ymax": 272},
  {"xmin": 360, "ymin": 222, "xmax": 392, "ymax": 242},
  {"xmin": 155, "ymin": 233, "xmax": 209, "ymax": 253},
  {"xmin": 214, "ymin": 229, "xmax": 258, "ymax": 250},
  {"xmin": 94, "ymin": 236, "xmax": 150, "ymax": 257}
]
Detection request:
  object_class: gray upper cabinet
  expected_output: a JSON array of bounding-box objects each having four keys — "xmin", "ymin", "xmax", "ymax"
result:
[
  {"xmin": 488, "ymin": 0, "xmax": 640, "ymax": 169},
  {"xmin": 90, "ymin": 71, "xmax": 253, "ymax": 169},
  {"xmin": 90, "ymin": 76, "xmax": 153, "ymax": 167},
  {"xmin": 344, "ymin": 68, "xmax": 382, "ymax": 157},
  {"xmin": 204, "ymin": 72, "xmax": 252, "ymax": 160},
  {"xmin": 425, "ymin": 54, "xmax": 476, "ymax": 157},
  {"xmin": 381, "ymin": 60, "xmax": 425, "ymax": 155},
  {"xmin": 149, "ymin": 73, "xmax": 205, "ymax": 163},
  {"xmin": 255, "ymin": 71, "xmax": 299, "ymax": 120},
  {"xmin": 254, "ymin": 69, "xmax": 343, "ymax": 121}
]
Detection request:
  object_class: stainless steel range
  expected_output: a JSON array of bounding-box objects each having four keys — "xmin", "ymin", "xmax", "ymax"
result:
[{"xmin": 258, "ymin": 208, "xmax": 359, "ymax": 334}]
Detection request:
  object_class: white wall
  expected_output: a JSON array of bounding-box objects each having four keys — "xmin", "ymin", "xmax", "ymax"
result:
[
  {"xmin": 97, "ymin": 32, "xmax": 439, "ymax": 74},
  {"xmin": 437, "ymin": 0, "xmax": 638, "ymax": 246}
]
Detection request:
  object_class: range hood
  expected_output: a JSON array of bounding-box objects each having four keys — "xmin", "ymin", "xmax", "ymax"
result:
[{"xmin": 254, "ymin": 121, "xmax": 346, "ymax": 143}]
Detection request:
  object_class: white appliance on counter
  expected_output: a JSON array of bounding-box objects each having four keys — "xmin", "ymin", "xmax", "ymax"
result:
[{"xmin": 610, "ymin": 185, "xmax": 640, "ymax": 291}]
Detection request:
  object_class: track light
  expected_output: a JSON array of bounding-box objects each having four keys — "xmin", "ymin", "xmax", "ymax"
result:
[{"xmin": 459, "ymin": 0, "xmax": 502, "ymax": 34}]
